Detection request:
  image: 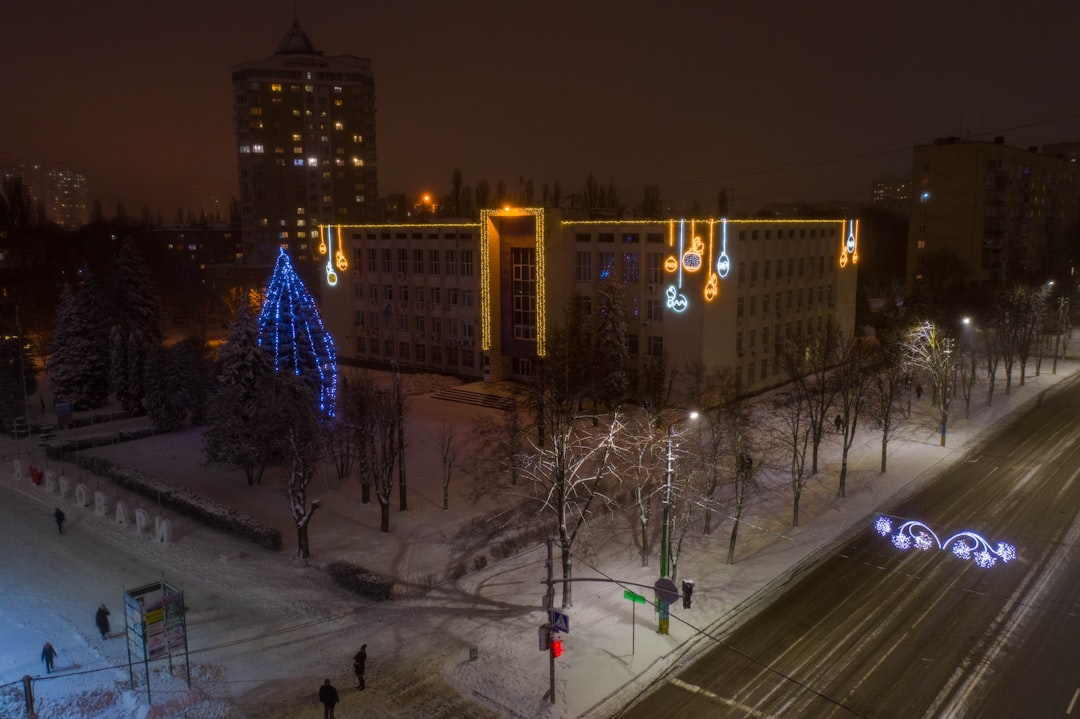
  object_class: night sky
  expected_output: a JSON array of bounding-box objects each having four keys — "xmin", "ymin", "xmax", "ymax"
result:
[{"xmin": 4, "ymin": 0, "xmax": 1080, "ymax": 217}]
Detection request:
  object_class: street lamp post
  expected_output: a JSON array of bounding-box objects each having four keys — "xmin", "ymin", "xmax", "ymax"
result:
[
  {"xmin": 1053, "ymin": 296, "xmax": 1069, "ymax": 375},
  {"xmin": 659, "ymin": 411, "xmax": 697, "ymax": 634}
]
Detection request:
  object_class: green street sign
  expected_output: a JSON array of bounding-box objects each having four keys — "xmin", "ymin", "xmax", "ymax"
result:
[{"xmin": 624, "ymin": 590, "xmax": 646, "ymax": 604}]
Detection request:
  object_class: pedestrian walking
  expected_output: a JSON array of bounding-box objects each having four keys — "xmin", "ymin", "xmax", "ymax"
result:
[
  {"xmin": 41, "ymin": 642, "xmax": 57, "ymax": 674},
  {"xmin": 915, "ymin": 383, "xmax": 923, "ymax": 400},
  {"xmin": 834, "ymin": 414, "xmax": 843, "ymax": 433},
  {"xmin": 353, "ymin": 644, "xmax": 367, "ymax": 689},
  {"xmin": 318, "ymin": 678, "xmax": 339, "ymax": 719},
  {"xmin": 95, "ymin": 604, "xmax": 111, "ymax": 638},
  {"xmin": 53, "ymin": 507, "xmax": 66, "ymax": 535}
]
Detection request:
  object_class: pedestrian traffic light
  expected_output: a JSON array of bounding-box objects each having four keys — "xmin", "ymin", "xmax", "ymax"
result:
[
  {"xmin": 551, "ymin": 638, "xmax": 563, "ymax": 658},
  {"xmin": 681, "ymin": 579, "xmax": 694, "ymax": 609}
]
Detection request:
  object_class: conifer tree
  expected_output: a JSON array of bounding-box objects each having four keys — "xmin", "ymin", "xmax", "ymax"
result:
[{"xmin": 49, "ymin": 277, "xmax": 109, "ymax": 408}]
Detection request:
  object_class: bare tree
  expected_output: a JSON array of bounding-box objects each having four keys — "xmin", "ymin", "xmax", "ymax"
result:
[
  {"xmin": 784, "ymin": 322, "xmax": 840, "ymax": 474},
  {"xmin": 906, "ymin": 321, "xmax": 956, "ymax": 447},
  {"xmin": 867, "ymin": 332, "xmax": 909, "ymax": 473},
  {"xmin": 436, "ymin": 423, "xmax": 457, "ymax": 510},
  {"xmin": 517, "ymin": 325, "xmax": 622, "ymax": 608},
  {"xmin": 979, "ymin": 319, "xmax": 1002, "ymax": 407},
  {"xmin": 770, "ymin": 390, "xmax": 813, "ymax": 527},
  {"xmin": 725, "ymin": 401, "xmax": 757, "ymax": 564},
  {"xmin": 278, "ymin": 377, "xmax": 322, "ymax": 559},
  {"xmin": 834, "ymin": 334, "xmax": 878, "ymax": 497},
  {"xmin": 369, "ymin": 386, "xmax": 402, "ymax": 533},
  {"xmin": 615, "ymin": 410, "xmax": 666, "ymax": 567}
]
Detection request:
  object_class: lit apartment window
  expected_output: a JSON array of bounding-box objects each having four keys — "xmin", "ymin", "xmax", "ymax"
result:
[
  {"xmin": 352, "ymin": 157, "xmax": 363, "ymax": 167},
  {"xmin": 293, "ymin": 159, "xmax": 304, "ymax": 167},
  {"xmin": 252, "ymin": 144, "xmax": 264, "ymax": 153},
  {"xmin": 334, "ymin": 122, "xmax": 344, "ymax": 130},
  {"xmin": 292, "ymin": 133, "xmax": 302, "ymax": 142},
  {"xmin": 353, "ymin": 135, "xmax": 363, "ymax": 143},
  {"xmin": 249, "ymin": 107, "xmax": 262, "ymax": 116}
]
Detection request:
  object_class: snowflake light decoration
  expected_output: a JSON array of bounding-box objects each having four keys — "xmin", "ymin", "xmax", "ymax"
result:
[{"xmin": 873, "ymin": 516, "xmax": 1016, "ymax": 570}]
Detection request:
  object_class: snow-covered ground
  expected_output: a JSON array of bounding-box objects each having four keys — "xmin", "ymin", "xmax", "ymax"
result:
[{"xmin": 1, "ymin": 352, "xmax": 1075, "ymax": 719}]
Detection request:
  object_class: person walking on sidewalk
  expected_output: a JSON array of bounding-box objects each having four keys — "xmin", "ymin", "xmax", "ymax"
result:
[
  {"xmin": 53, "ymin": 507, "xmax": 66, "ymax": 535},
  {"xmin": 41, "ymin": 642, "xmax": 57, "ymax": 674},
  {"xmin": 318, "ymin": 678, "xmax": 339, "ymax": 719},
  {"xmin": 95, "ymin": 604, "xmax": 111, "ymax": 638},
  {"xmin": 353, "ymin": 644, "xmax": 367, "ymax": 689}
]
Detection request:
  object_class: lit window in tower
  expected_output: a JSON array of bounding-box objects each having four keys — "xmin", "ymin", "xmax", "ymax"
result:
[
  {"xmin": 352, "ymin": 157, "xmax": 363, "ymax": 167},
  {"xmin": 307, "ymin": 157, "xmax": 317, "ymax": 167},
  {"xmin": 334, "ymin": 122, "xmax": 343, "ymax": 130},
  {"xmin": 353, "ymin": 135, "xmax": 363, "ymax": 143},
  {"xmin": 253, "ymin": 145, "xmax": 264, "ymax": 153},
  {"xmin": 271, "ymin": 83, "xmax": 282, "ymax": 92}
]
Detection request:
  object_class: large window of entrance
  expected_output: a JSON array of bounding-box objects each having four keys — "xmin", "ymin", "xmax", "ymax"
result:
[{"xmin": 511, "ymin": 247, "xmax": 537, "ymax": 340}]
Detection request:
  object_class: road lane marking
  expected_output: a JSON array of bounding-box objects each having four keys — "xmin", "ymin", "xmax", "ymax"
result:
[
  {"xmin": 669, "ymin": 677, "xmax": 779, "ymax": 718},
  {"xmin": 1067, "ymin": 687, "xmax": 1079, "ymax": 715}
]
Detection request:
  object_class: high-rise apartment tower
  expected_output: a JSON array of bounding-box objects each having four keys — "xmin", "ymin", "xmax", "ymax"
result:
[{"xmin": 232, "ymin": 21, "xmax": 377, "ymax": 281}]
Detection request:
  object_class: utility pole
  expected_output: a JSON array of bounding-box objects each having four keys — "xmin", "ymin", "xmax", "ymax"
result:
[
  {"xmin": 659, "ymin": 411, "xmax": 697, "ymax": 634},
  {"xmin": 543, "ymin": 538, "xmax": 555, "ymax": 703}
]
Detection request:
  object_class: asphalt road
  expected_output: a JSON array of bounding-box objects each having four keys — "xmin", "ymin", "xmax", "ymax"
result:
[{"xmin": 619, "ymin": 378, "xmax": 1080, "ymax": 719}]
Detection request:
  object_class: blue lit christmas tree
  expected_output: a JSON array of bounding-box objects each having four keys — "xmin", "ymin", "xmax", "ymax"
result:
[{"xmin": 257, "ymin": 248, "xmax": 338, "ymax": 416}]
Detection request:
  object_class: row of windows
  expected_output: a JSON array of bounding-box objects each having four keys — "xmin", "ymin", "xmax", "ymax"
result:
[
  {"xmin": 356, "ymin": 285, "xmax": 476, "ymax": 308},
  {"xmin": 571, "ymin": 227, "xmax": 839, "ymax": 244},
  {"xmin": 734, "ymin": 314, "xmax": 834, "ymax": 355},
  {"xmin": 735, "ymin": 286, "xmax": 835, "ymax": 319},
  {"xmin": 573, "ymin": 251, "xmax": 836, "ymax": 286},
  {"xmin": 356, "ymin": 232, "xmax": 474, "ymax": 241},
  {"xmin": 357, "ymin": 248, "xmax": 475, "ymax": 276},
  {"xmin": 353, "ymin": 338, "xmax": 476, "ymax": 369},
  {"xmin": 734, "ymin": 316, "xmax": 835, "ymax": 387},
  {"xmin": 353, "ymin": 310, "xmax": 475, "ymax": 338}
]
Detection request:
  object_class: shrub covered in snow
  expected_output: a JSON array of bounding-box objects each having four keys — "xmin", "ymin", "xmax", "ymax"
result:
[
  {"xmin": 326, "ymin": 560, "xmax": 394, "ymax": 601},
  {"xmin": 47, "ymin": 438, "xmax": 283, "ymax": 550}
]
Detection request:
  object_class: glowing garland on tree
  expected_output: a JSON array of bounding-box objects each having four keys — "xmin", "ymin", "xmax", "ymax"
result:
[
  {"xmin": 873, "ymin": 516, "xmax": 1017, "ymax": 569},
  {"xmin": 258, "ymin": 248, "xmax": 338, "ymax": 417}
]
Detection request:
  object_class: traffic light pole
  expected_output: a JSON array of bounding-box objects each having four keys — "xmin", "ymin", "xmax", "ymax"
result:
[
  {"xmin": 659, "ymin": 429, "xmax": 674, "ymax": 634},
  {"xmin": 539, "ymin": 538, "xmax": 694, "ymax": 705},
  {"xmin": 544, "ymin": 538, "xmax": 556, "ymax": 704}
]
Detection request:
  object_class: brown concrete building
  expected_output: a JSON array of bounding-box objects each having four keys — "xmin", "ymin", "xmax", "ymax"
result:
[
  {"xmin": 907, "ymin": 137, "xmax": 1080, "ymax": 292},
  {"xmin": 318, "ymin": 210, "xmax": 859, "ymax": 396}
]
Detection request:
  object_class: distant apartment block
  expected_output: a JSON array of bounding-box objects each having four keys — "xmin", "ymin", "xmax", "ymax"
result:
[
  {"xmin": 318, "ymin": 211, "xmax": 859, "ymax": 395},
  {"xmin": 0, "ymin": 158, "xmax": 89, "ymax": 227},
  {"xmin": 871, "ymin": 175, "xmax": 910, "ymax": 214},
  {"xmin": 231, "ymin": 21, "xmax": 377, "ymax": 280},
  {"xmin": 907, "ymin": 137, "xmax": 1080, "ymax": 291}
]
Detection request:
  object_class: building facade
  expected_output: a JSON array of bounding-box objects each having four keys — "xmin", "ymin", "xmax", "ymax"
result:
[
  {"xmin": 906, "ymin": 137, "xmax": 1080, "ymax": 291},
  {"xmin": 318, "ymin": 211, "xmax": 859, "ymax": 395},
  {"xmin": 231, "ymin": 21, "xmax": 377, "ymax": 283}
]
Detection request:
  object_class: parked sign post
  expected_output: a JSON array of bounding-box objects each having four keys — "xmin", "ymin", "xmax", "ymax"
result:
[{"xmin": 623, "ymin": 589, "xmax": 646, "ymax": 654}]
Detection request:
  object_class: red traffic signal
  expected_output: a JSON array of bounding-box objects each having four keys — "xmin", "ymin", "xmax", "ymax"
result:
[{"xmin": 551, "ymin": 638, "xmax": 563, "ymax": 658}]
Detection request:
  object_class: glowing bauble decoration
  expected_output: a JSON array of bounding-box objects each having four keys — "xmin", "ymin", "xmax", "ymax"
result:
[
  {"xmin": 704, "ymin": 272, "xmax": 719, "ymax": 301},
  {"xmin": 873, "ymin": 516, "xmax": 1016, "ymax": 570},
  {"xmin": 716, "ymin": 251, "xmax": 730, "ymax": 278},
  {"xmin": 664, "ymin": 255, "xmax": 679, "ymax": 273},
  {"xmin": 665, "ymin": 285, "xmax": 688, "ymax": 313},
  {"xmin": 682, "ymin": 237, "xmax": 705, "ymax": 272}
]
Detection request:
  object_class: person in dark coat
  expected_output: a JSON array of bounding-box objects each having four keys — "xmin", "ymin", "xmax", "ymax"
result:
[
  {"xmin": 41, "ymin": 642, "xmax": 57, "ymax": 673},
  {"xmin": 353, "ymin": 644, "xmax": 367, "ymax": 689},
  {"xmin": 53, "ymin": 507, "xmax": 66, "ymax": 535},
  {"xmin": 95, "ymin": 604, "xmax": 111, "ymax": 638},
  {"xmin": 318, "ymin": 678, "xmax": 339, "ymax": 719},
  {"xmin": 915, "ymin": 383, "xmax": 923, "ymax": 400}
]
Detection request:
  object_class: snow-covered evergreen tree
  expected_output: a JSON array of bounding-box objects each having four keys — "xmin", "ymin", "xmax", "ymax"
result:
[
  {"xmin": 49, "ymin": 276, "xmax": 109, "ymax": 408},
  {"xmin": 205, "ymin": 306, "xmax": 280, "ymax": 485},
  {"xmin": 0, "ymin": 337, "xmax": 36, "ymax": 429},
  {"xmin": 107, "ymin": 239, "xmax": 164, "ymax": 412},
  {"xmin": 110, "ymin": 237, "xmax": 164, "ymax": 345},
  {"xmin": 593, "ymin": 278, "xmax": 630, "ymax": 407}
]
